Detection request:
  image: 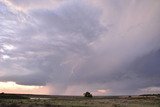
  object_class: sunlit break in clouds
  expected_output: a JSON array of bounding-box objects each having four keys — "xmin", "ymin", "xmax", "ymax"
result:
[{"xmin": 0, "ymin": 0, "xmax": 160, "ymax": 95}]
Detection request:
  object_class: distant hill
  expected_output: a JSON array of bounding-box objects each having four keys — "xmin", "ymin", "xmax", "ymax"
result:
[
  {"xmin": 0, "ymin": 93, "xmax": 29, "ymax": 99},
  {"xmin": 139, "ymin": 94, "xmax": 160, "ymax": 97}
]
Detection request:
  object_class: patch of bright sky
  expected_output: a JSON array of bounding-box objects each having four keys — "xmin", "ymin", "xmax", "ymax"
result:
[
  {"xmin": 2, "ymin": 44, "xmax": 16, "ymax": 50},
  {"xmin": 1, "ymin": 55, "xmax": 10, "ymax": 60},
  {"xmin": 0, "ymin": 49, "xmax": 4, "ymax": 52},
  {"xmin": 0, "ymin": 81, "xmax": 49, "ymax": 94}
]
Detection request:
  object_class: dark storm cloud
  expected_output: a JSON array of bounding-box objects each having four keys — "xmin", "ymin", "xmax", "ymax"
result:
[
  {"xmin": 0, "ymin": 0, "xmax": 105, "ymax": 89},
  {"xmin": 127, "ymin": 50, "xmax": 160, "ymax": 88},
  {"xmin": 0, "ymin": 0, "xmax": 160, "ymax": 95}
]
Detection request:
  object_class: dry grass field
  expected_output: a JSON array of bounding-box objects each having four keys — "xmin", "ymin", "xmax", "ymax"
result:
[{"xmin": 0, "ymin": 94, "xmax": 160, "ymax": 107}]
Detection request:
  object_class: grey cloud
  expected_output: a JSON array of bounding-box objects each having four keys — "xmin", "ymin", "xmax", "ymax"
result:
[
  {"xmin": 0, "ymin": 0, "xmax": 105, "ymax": 89},
  {"xmin": 0, "ymin": 0, "xmax": 160, "ymax": 95},
  {"xmin": 127, "ymin": 50, "xmax": 160, "ymax": 88}
]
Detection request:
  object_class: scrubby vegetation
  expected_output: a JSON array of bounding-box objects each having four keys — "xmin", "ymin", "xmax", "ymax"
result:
[
  {"xmin": 83, "ymin": 92, "xmax": 93, "ymax": 98},
  {"xmin": 0, "ymin": 94, "xmax": 160, "ymax": 107}
]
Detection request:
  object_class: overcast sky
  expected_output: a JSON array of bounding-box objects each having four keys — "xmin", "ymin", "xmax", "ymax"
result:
[{"xmin": 0, "ymin": 0, "xmax": 160, "ymax": 95}]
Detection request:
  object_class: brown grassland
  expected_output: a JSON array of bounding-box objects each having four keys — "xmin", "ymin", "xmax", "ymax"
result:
[{"xmin": 0, "ymin": 94, "xmax": 160, "ymax": 107}]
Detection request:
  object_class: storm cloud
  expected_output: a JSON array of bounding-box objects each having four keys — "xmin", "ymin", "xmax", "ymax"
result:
[{"xmin": 0, "ymin": 0, "xmax": 160, "ymax": 95}]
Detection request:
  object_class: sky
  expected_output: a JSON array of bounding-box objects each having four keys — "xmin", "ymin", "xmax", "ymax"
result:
[{"xmin": 0, "ymin": 0, "xmax": 160, "ymax": 95}]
